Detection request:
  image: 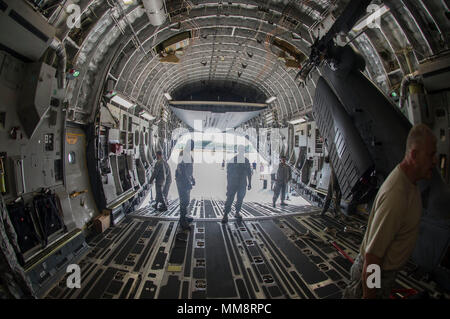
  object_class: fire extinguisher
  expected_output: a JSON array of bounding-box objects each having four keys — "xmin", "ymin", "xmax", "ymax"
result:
[{"xmin": 0, "ymin": 156, "xmax": 6, "ymax": 193}]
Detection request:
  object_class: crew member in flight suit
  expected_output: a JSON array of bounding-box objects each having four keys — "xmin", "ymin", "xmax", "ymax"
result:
[
  {"xmin": 222, "ymin": 145, "xmax": 252, "ymax": 223},
  {"xmin": 273, "ymin": 155, "xmax": 292, "ymax": 207},
  {"xmin": 150, "ymin": 150, "xmax": 167, "ymax": 211},
  {"xmin": 176, "ymin": 140, "xmax": 196, "ymax": 229}
]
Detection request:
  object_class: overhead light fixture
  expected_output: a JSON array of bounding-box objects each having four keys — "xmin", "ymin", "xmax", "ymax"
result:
[
  {"xmin": 122, "ymin": 0, "xmax": 134, "ymax": 5},
  {"xmin": 164, "ymin": 93, "xmax": 173, "ymax": 101},
  {"xmin": 265, "ymin": 97, "xmax": 277, "ymax": 104},
  {"xmin": 352, "ymin": 5, "xmax": 390, "ymax": 32},
  {"xmin": 140, "ymin": 111, "xmax": 156, "ymax": 121},
  {"xmin": 288, "ymin": 117, "xmax": 306, "ymax": 125},
  {"xmin": 111, "ymin": 94, "xmax": 135, "ymax": 109}
]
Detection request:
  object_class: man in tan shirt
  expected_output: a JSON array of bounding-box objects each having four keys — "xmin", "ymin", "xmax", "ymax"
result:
[{"xmin": 344, "ymin": 124, "xmax": 437, "ymax": 299}]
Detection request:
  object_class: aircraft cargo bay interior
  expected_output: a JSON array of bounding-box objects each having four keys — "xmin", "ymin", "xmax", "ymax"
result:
[{"xmin": 0, "ymin": 0, "xmax": 449, "ymax": 301}]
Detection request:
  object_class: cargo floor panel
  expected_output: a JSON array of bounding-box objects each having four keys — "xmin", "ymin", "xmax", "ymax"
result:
[
  {"xmin": 204, "ymin": 221, "xmax": 238, "ymax": 298},
  {"xmin": 43, "ymin": 197, "xmax": 444, "ymax": 299}
]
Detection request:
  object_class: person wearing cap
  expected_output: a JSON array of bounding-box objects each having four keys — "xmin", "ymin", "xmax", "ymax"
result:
[{"xmin": 273, "ymin": 155, "xmax": 292, "ymax": 208}]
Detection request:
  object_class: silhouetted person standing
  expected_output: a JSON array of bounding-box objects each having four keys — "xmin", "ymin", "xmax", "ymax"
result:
[
  {"xmin": 176, "ymin": 140, "xmax": 195, "ymax": 229},
  {"xmin": 222, "ymin": 145, "xmax": 252, "ymax": 223},
  {"xmin": 273, "ymin": 155, "xmax": 291, "ymax": 207},
  {"xmin": 150, "ymin": 151, "xmax": 167, "ymax": 211}
]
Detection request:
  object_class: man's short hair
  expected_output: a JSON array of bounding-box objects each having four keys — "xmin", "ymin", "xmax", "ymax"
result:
[
  {"xmin": 280, "ymin": 155, "xmax": 286, "ymax": 159},
  {"xmin": 156, "ymin": 150, "xmax": 162, "ymax": 156},
  {"xmin": 405, "ymin": 124, "xmax": 436, "ymax": 154}
]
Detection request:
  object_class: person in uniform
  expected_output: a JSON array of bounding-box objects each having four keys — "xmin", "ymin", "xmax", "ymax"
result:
[
  {"xmin": 272, "ymin": 155, "xmax": 292, "ymax": 207},
  {"xmin": 343, "ymin": 124, "xmax": 437, "ymax": 299},
  {"xmin": 222, "ymin": 145, "xmax": 252, "ymax": 223},
  {"xmin": 175, "ymin": 140, "xmax": 196, "ymax": 229},
  {"xmin": 149, "ymin": 151, "xmax": 167, "ymax": 211}
]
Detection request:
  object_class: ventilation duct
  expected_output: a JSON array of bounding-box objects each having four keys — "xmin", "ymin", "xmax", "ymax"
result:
[
  {"xmin": 142, "ymin": 0, "xmax": 167, "ymax": 26},
  {"xmin": 49, "ymin": 37, "xmax": 66, "ymax": 89}
]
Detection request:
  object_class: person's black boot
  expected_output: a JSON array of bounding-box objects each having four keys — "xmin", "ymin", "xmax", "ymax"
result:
[
  {"xmin": 235, "ymin": 212, "xmax": 243, "ymax": 222},
  {"xmin": 158, "ymin": 205, "xmax": 168, "ymax": 212},
  {"xmin": 180, "ymin": 219, "xmax": 191, "ymax": 230},
  {"xmin": 281, "ymin": 202, "xmax": 288, "ymax": 206},
  {"xmin": 272, "ymin": 200, "xmax": 276, "ymax": 208},
  {"xmin": 221, "ymin": 214, "xmax": 228, "ymax": 224},
  {"xmin": 185, "ymin": 216, "xmax": 194, "ymax": 223}
]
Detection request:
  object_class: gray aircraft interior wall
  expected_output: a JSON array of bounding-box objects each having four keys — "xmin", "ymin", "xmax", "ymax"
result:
[
  {"xmin": 289, "ymin": 121, "xmax": 334, "ymax": 194},
  {"xmin": 64, "ymin": 127, "xmax": 98, "ymax": 229},
  {"xmin": 0, "ymin": 52, "xmax": 62, "ymax": 197},
  {"xmin": 0, "ymin": 50, "xmax": 96, "ymax": 261},
  {"xmin": 84, "ymin": 99, "xmax": 163, "ymax": 231},
  {"xmin": 97, "ymin": 102, "xmax": 154, "ymax": 209},
  {"xmin": 0, "ymin": 40, "xmax": 159, "ymax": 289}
]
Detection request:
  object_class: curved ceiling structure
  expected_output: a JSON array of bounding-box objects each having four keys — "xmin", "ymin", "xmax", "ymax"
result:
[{"xmin": 44, "ymin": 0, "xmax": 448, "ymax": 128}]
